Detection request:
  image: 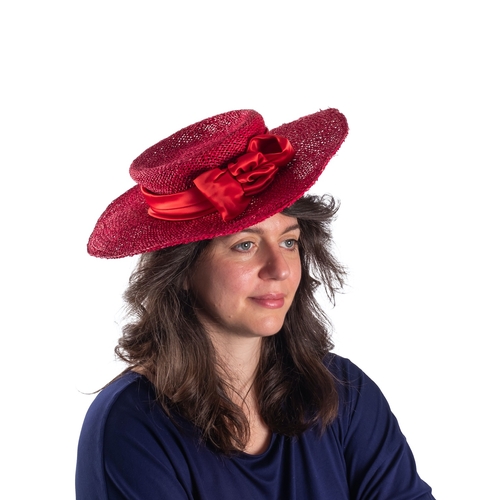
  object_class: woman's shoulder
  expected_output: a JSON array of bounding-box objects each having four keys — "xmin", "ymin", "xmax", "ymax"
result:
[
  {"xmin": 85, "ymin": 371, "xmax": 151, "ymax": 420},
  {"xmin": 323, "ymin": 352, "xmax": 366, "ymax": 383},
  {"xmin": 78, "ymin": 371, "xmax": 158, "ymax": 454},
  {"xmin": 323, "ymin": 353, "xmax": 389, "ymax": 415},
  {"xmin": 76, "ymin": 372, "xmax": 157, "ymax": 498}
]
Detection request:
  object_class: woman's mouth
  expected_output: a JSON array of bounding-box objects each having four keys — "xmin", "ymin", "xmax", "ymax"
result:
[{"xmin": 250, "ymin": 294, "xmax": 285, "ymax": 309}]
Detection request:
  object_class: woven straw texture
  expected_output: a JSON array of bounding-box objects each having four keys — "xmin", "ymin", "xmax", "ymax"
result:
[{"xmin": 88, "ymin": 108, "xmax": 348, "ymax": 258}]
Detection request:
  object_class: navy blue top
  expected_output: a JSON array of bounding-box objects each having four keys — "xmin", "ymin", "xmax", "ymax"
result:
[{"xmin": 76, "ymin": 354, "xmax": 434, "ymax": 499}]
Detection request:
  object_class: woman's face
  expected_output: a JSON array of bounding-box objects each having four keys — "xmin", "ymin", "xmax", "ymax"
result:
[{"xmin": 189, "ymin": 213, "xmax": 302, "ymax": 342}]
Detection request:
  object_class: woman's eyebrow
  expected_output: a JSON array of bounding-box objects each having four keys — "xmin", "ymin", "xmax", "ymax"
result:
[{"xmin": 239, "ymin": 223, "xmax": 300, "ymax": 236}]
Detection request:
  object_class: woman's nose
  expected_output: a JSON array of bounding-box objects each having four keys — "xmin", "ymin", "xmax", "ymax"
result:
[{"xmin": 258, "ymin": 247, "xmax": 290, "ymax": 280}]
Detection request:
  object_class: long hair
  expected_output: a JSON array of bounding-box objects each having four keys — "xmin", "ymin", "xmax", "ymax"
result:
[{"xmin": 116, "ymin": 194, "xmax": 346, "ymax": 454}]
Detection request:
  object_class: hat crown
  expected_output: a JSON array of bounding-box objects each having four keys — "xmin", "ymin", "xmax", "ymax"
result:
[{"xmin": 130, "ymin": 110, "xmax": 267, "ymax": 194}]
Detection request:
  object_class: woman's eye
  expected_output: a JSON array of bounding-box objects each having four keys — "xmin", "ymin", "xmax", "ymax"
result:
[
  {"xmin": 282, "ymin": 239, "xmax": 298, "ymax": 249},
  {"xmin": 234, "ymin": 241, "xmax": 254, "ymax": 252}
]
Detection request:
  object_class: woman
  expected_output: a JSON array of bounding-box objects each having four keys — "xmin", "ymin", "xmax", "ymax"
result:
[{"xmin": 77, "ymin": 109, "xmax": 434, "ymax": 499}]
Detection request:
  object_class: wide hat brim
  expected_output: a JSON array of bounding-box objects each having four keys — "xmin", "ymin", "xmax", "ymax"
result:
[{"xmin": 88, "ymin": 108, "xmax": 348, "ymax": 258}]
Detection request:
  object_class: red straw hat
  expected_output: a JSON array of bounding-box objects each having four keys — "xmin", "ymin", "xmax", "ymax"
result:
[{"xmin": 88, "ymin": 108, "xmax": 348, "ymax": 258}]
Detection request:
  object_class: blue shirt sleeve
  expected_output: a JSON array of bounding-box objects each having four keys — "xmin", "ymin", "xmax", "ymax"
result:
[
  {"xmin": 329, "ymin": 355, "xmax": 434, "ymax": 499},
  {"xmin": 102, "ymin": 398, "xmax": 190, "ymax": 499},
  {"xmin": 76, "ymin": 373, "xmax": 192, "ymax": 500}
]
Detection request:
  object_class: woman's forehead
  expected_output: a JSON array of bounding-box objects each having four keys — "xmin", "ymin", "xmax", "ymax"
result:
[{"xmin": 221, "ymin": 213, "xmax": 300, "ymax": 240}]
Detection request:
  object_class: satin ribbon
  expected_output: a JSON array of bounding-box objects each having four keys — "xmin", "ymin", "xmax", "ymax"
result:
[{"xmin": 140, "ymin": 134, "xmax": 295, "ymax": 222}]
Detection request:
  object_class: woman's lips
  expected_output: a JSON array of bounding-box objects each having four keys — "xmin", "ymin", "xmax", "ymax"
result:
[{"xmin": 250, "ymin": 294, "xmax": 285, "ymax": 309}]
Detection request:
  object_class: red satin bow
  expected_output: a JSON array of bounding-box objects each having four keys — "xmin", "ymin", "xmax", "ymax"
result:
[{"xmin": 141, "ymin": 134, "xmax": 295, "ymax": 222}]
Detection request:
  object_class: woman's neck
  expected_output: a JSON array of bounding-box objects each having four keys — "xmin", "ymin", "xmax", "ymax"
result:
[
  {"xmin": 210, "ymin": 335, "xmax": 262, "ymax": 396},
  {"xmin": 208, "ymin": 333, "xmax": 272, "ymax": 454}
]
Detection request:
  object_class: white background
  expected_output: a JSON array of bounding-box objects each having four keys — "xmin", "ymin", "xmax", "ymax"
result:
[{"xmin": 1, "ymin": 1, "xmax": 499, "ymax": 499}]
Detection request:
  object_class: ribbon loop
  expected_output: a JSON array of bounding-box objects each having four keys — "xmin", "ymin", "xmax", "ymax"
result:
[{"xmin": 141, "ymin": 134, "xmax": 295, "ymax": 222}]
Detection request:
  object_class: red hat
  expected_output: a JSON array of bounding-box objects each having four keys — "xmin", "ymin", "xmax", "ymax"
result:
[{"xmin": 88, "ymin": 108, "xmax": 348, "ymax": 258}]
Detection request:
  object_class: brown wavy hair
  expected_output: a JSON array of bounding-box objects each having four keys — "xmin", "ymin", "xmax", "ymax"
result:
[{"xmin": 116, "ymin": 194, "xmax": 346, "ymax": 454}]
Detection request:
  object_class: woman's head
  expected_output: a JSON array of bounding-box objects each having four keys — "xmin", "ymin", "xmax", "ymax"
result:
[{"xmin": 118, "ymin": 194, "xmax": 344, "ymax": 369}]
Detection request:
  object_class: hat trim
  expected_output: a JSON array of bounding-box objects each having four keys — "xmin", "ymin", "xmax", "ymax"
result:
[{"xmin": 140, "ymin": 134, "xmax": 294, "ymax": 222}]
